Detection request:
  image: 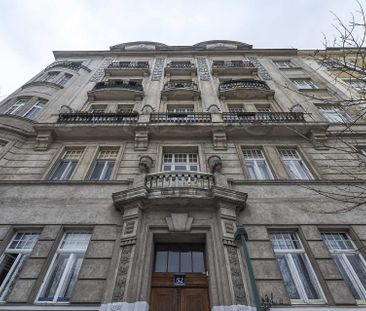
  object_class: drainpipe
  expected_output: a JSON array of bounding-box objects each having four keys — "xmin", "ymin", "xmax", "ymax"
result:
[{"xmin": 234, "ymin": 224, "xmax": 263, "ymax": 311}]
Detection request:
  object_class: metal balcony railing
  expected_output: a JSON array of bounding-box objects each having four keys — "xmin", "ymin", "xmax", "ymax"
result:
[
  {"xmin": 219, "ymin": 79, "xmax": 270, "ymax": 92},
  {"xmin": 222, "ymin": 112, "xmax": 305, "ymax": 123},
  {"xmin": 107, "ymin": 61, "xmax": 149, "ymax": 69},
  {"xmin": 166, "ymin": 62, "xmax": 195, "ymax": 69},
  {"xmin": 57, "ymin": 112, "xmax": 139, "ymax": 124},
  {"xmin": 145, "ymin": 171, "xmax": 215, "ymax": 190},
  {"xmin": 93, "ymin": 80, "xmax": 143, "ymax": 92},
  {"xmin": 163, "ymin": 81, "xmax": 198, "ymax": 91},
  {"xmin": 212, "ymin": 61, "xmax": 255, "ymax": 69},
  {"xmin": 150, "ymin": 112, "xmax": 211, "ymax": 123}
]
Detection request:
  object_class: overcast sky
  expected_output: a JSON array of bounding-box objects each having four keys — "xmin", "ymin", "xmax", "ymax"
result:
[{"xmin": 0, "ymin": 0, "xmax": 361, "ymax": 98}]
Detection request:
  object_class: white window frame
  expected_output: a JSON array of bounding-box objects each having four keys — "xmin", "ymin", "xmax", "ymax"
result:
[
  {"xmin": 23, "ymin": 100, "xmax": 47, "ymax": 119},
  {"xmin": 162, "ymin": 153, "xmax": 199, "ymax": 172},
  {"xmin": 88, "ymin": 149, "xmax": 118, "ymax": 181},
  {"xmin": 5, "ymin": 99, "xmax": 27, "ymax": 115},
  {"xmin": 270, "ymin": 232, "xmax": 326, "ymax": 304},
  {"xmin": 0, "ymin": 232, "xmax": 40, "ymax": 301},
  {"xmin": 167, "ymin": 106, "xmax": 194, "ymax": 113},
  {"xmin": 274, "ymin": 60, "xmax": 292, "ymax": 69},
  {"xmin": 48, "ymin": 150, "xmax": 83, "ymax": 181},
  {"xmin": 292, "ymin": 79, "xmax": 318, "ymax": 90},
  {"xmin": 242, "ymin": 149, "xmax": 274, "ymax": 180},
  {"xmin": 322, "ymin": 232, "xmax": 366, "ymax": 303},
  {"xmin": 36, "ymin": 232, "xmax": 91, "ymax": 304},
  {"xmin": 279, "ymin": 149, "xmax": 313, "ymax": 180},
  {"xmin": 318, "ymin": 105, "xmax": 352, "ymax": 123}
]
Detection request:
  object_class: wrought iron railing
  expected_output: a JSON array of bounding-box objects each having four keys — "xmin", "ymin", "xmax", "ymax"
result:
[
  {"xmin": 212, "ymin": 61, "xmax": 256, "ymax": 69},
  {"xmin": 150, "ymin": 112, "xmax": 211, "ymax": 123},
  {"xmin": 93, "ymin": 80, "xmax": 143, "ymax": 92},
  {"xmin": 166, "ymin": 62, "xmax": 195, "ymax": 69},
  {"xmin": 145, "ymin": 171, "xmax": 215, "ymax": 190},
  {"xmin": 58, "ymin": 112, "xmax": 139, "ymax": 124},
  {"xmin": 219, "ymin": 79, "xmax": 270, "ymax": 92},
  {"xmin": 107, "ymin": 62, "xmax": 149, "ymax": 69},
  {"xmin": 163, "ymin": 81, "xmax": 198, "ymax": 91},
  {"xmin": 222, "ymin": 112, "xmax": 305, "ymax": 123}
]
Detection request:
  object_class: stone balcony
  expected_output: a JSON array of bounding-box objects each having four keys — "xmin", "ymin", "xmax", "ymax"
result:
[
  {"xmin": 164, "ymin": 62, "xmax": 197, "ymax": 76},
  {"xmin": 57, "ymin": 112, "xmax": 139, "ymax": 124},
  {"xmin": 150, "ymin": 112, "xmax": 211, "ymax": 123},
  {"xmin": 222, "ymin": 112, "xmax": 305, "ymax": 123},
  {"xmin": 161, "ymin": 81, "xmax": 200, "ymax": 100},
  {"xmin": 212, "ymin": 61, "xmax": 257, "ymax": 76},
  {"xmin": 105, "ymin": 61, "xmax": 150, "ymax": 77},
  {"xmin": 87, "ymin": 80, "xmax": 144, "ymax": 101},
  {"xmin": 218, "ymin": 79, "xmax": 274, "ymax": 100}
]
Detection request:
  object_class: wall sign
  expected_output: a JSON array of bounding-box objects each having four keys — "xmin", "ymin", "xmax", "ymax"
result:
[{"xmin": 174, "ymin": 274, "xmax": 186, "ymax": 286}]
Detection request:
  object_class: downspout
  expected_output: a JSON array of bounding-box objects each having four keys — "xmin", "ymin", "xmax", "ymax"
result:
[{"xmin": 234, "ymin": 224, "xmax": 263, "ymax": 311}]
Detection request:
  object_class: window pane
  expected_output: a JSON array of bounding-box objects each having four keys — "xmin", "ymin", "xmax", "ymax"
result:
[
  {"xmin": 39, "ymin": 254, "xmax": 69, "ymax": 301},
  {"xmin": 347, "ymin": 254, "xmax": 366, "ymax": 290},
  {"xmin": 102, "ymin": 161, "xmax": 115, "ymax": 180},
  {"xmin": 180, "ymin": 251, "xmax": 192, "ymax": 273},
  {"xmin": 246, "ymin": 162, "xmax": 257, "ymax": 180},
  {"xmin": 89, "ymin": 161, "xmax": 105, "ymax": 180},
  {"xmin": 59, "ymin": 254, "xmax": 84, "ymax": 301},
  {"xmin": 292, "ymin": 253, "xmax": 321, "ymax": 299},
  {"xmin": 276, "ymin": 254, "xmax": 300, "ymax": 299},
  {"xmin": 257, "ymin": 160, "xmax": 271, "ymax": 179},
  {"xmin": 155, "ymin": 251, "xmax": 168, "ymax": 272},
  {"xmin": 167, "ymin": 251, "xmax": 179, "ymax": 272},
  {"xmin": 0, "ymin": 253, "xmax": 18, "ymax": 292},
  {"xmin": 192, "ymin": 251, "xmax": 205, "ymax": 273},
  {"xmin": 49, "ymin": 161, "xmax": 75, "ymax": 181},
  {"xmin": 61, "ymin": 233, "xmax": 91, "ymax": 251}
]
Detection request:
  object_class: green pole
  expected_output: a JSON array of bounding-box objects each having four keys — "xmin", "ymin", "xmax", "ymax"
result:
[{"xmin": 234, "ymin": 224, "xmax": 263, "ymax": 311}]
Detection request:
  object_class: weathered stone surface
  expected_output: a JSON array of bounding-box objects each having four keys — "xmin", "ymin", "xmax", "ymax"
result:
[
  {"xmin": 71, "ymin": 279, "xmax": 105, "ymax": 303},
  {"xmin": 92, "ymin": 225, "xmax": 118, "ymax": 240},
  {"xmin": 245, "ymin": 226, "xmax": 269, "ymax": 241},
  {"xmin": 86, "ymin": 240, "xmax": 115, "ymax": 258},
  {"xmin": 317, "ymin": 259, "xmax": 342, "ymax": 280},
  {"xmin": 247, "ymin": 241, "xmax": 275, "ymax": 259},
  {"xmin": 307, "ymin": 241, "xmax": 332, "ymax": 259},
  {"xmin": 326, "ymin": 280, "xmax": 356, "ymax": 305},
  {"xmin": 6, "ymin": 279, "xmax": 36, "ymax": 303},
  {"xmin": 79, "ymin": 258, "xmax": 111, "ymax": 279},
  {"xmin": 352, "ymin": 225, "xmax": 366, "ymax": 240},
  {"xmin": 39, "ymin": 225, "xmax": 61, "ymax": 240},
  {"xmin": 19, "ymin": 258, "xmax": 45, "ymax": 279},
  {"xmin": 0, "ymin": 225, "xmax": 10, "ymax": 240},
  {"xmin": 256, "ymin": 280, "xmax": 290, "ymax": 305},
  {"xmin": 252, "ymin": 259, "xmax": 282, "ymax": 279},
  {"xmin": 300, "ymin": 225, "xmax": 322, "ymax": 240},
  {"xmin": 30, "ymin": 240, "xmax": 54, "ymax": 258}
]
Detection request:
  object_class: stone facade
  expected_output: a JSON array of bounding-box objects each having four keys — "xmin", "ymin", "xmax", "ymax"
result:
[{"xmin": 0, "ymin": 40, "xmax": 365, "ymax": 311}]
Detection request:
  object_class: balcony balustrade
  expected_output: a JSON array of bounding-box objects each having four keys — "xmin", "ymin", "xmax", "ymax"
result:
[
  {"xmin": 222, "ymin": 111, "xmax": 305, "ymax": 123},
  {"xmin": 218, "ymin": 79, "xmax": 274, "ymax": 99},
  {"xmin": 165, "ymin": 62, "xmax": 197, "ymax": 76},
  {"xmin": 57, "ymin": 112, "xmax": 139, "ymax": 124},
  {"xmin": 212, "ymin": 61, "xmax": 257, "ymax": 75},
  {"xmin": 105, "ymin": 61, "xmax": 150, "ymax": 76},
  {"xmin": 150, "ymin": 112, "xmax": 211, "ymax": 123},
  {"xmin": 145, "ymin": 171, "xmax": 215, "ymax": 190},
  {"xmin": 88, "ymin": 80, "xmax": 144, "ymax": 101},
  {"xmin": 161, "ymin": 81, "xmax": 200, "ymax": 100}
]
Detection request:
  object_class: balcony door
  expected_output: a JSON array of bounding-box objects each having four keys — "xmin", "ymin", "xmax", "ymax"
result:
[{"xmin": 150, "ymin": 244, "xmax": 209, "ymax": 311}]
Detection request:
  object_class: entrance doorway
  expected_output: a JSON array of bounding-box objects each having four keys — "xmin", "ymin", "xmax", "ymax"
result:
[{"xmin": 150, "ymin": 244, "xmax": 209, "ymax": 311}]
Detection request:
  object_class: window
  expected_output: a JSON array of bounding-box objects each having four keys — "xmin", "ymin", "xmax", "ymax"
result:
[
  {"xmin": 292, "ymin": 79, "xmax": 318, "ymax": 90},
  {"xmin": 228, "ymin": 105, "xmax": 244, "ymax": 113},
  {"xmin": 41, "ymin": 72, "xmax": 59, "ymax": 82},
  {"xmin": 318, "ymin": 105, "xmax": 352, "ymax": 123},
  {"xmin": 0, "ymin": 140, "xmax": 7, "ymax": 153},
  {"xmin": 322, "ymin": 233, "xmax": 366, "ymax": 301},
  {"xmin": 274, "ymin": 60, "xmax": 292, "ymax": 69},
  {"xmin": 37, "ymin": 232, "xmax": 91, "ymax": 303},
  {"xmin": 167, "ymin": 106, "xmax": 194, "ymax": 113},
  {"xmin": 5, "ymin": 99, "xmax": 27, "ymax": 115},
  {"xmin": 279, "ymin": 149, "xmax": 313, "ymax": 180},
  {"xmin": 48, "ymin": 149, "xmax": 83, "ymax": 181},
  {"xmin": 117, "ymin": 105, "xmax": 134, "ymax": 113},
  {"xmin": 242, "ymin": 149, "xmax": 273, "ymax": 180},
  {"xmin": 89, "ymin": 149, "xmax": 118, "ymax": 181},
  {"xmin": 89, "ymin": 105, "xmax": 107, "ymax": 113},
  {"xmin": 255, "ymin": 105, "xmax": 272, "ymax": 112},
  {"xmin": 23, "ymin": 100, "xmax": 47, "ymax": 120},
  {"xmin": 269, "ymin": 232, "xmax": 325, "ymax": 303},
  {"xmin": 162, "ymin": 153, "xmax": 199, "ymax": 171},
  {"xmin": 57, "ymin": 74, "xmax": 72, "ymax": 87},
  {"xmin": 155, "ymin": 244, "xmax": 205, "ymax": 273},
  {"xmin": 347, "ymin": 80, "xmax": 366, "ymax": 91},
  {"xmin": 0, "ymin": 232, "xmax": 40, "ymax": 301}
]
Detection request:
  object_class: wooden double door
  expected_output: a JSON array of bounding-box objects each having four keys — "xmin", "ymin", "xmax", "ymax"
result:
[{"xmin": 151, "ymin": 273, "xmax": 209, "ymax": 311}]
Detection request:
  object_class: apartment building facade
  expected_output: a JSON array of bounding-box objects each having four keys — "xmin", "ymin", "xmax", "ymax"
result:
[{"xmin": 0, "ymin": 40, "xmax": 365, "ymax": 311}]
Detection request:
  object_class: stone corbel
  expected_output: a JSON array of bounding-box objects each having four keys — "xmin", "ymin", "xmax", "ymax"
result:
[
  {"xmin": 133, "ymin": 156, "xmax": 154, "ymax": 187},
  {"xmin": 34, "ymin": 129, "xmax": 54, "ymax": 151},
  {"xmin": 309, "ymin": 129, "xmax": 329, "ymax": 150},
  {"xmin": 134, "ymin": 129, "xmax": 149, "ymax": 151},
  {"xmin": 208, "ymin": 155, "xmax": 229, "ymax": 188},
  {"xmin": 212, "ymin": 129, "xmax": 227, "ymax": 150}
]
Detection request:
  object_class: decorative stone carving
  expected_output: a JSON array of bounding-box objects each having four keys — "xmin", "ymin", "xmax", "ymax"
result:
[
  {"xmin": 290, "ymin": 103, "xmax": 304, "ymax": 113},
  {"xmin": 225, "ymin": 221, "xmax": 235, "ymax": 235},
  {"xmin": 34, "ymin": 130, "xmax": 54, "ymax": 151},
  {"xmin": 112, "ymin": 245, "xmax": 133, "ymax": 302},
  {"xmin": 123, "ymin": 221, "xmax": 136, "ymax": 236},
  {"xmin": 90, "ymin": 58, "xmax": 113, "ymax": 82},
  {"xmin": 208, "ymin": 155, "xmax": 222, "ymax": 173},
  {"xmin": 310, "ymin": 129, "xmax": 329, "ymax": 150},
  {"xmin": 212, "ymin": 130, "xmax": 227, "ymax": 150},
  {"xmin": 151, "ymin": 58, "xmax": 165, "ymax": 81},
  {"xmin": 59, "ymin": 105, "xmax": 73, "ymax": 113},
  {"xmin": 247, "ymin": 56, "xmax": 272, "ymax": 80},
  {"xmin": 100, "ymin": 301, "xmax": 149, "ymax": 311},
  {"xmin": 166, "ymin": 213, "xmax": 194, "ymax": 232},
  {"xmin": 207, "ymin": 104, "xmax": 220, "ymax": 113},
  {"xmin": 134, "ymin": 130, "xmax": 149, "ymax": 151},
  {"xmin": 141, "ymin": 104, "xmax": 154, "ymax": 114},
  {"xmin": 197, "ymin": 57, "xmax": 211, "ymax": 81},
  {"xmin": 139, "ymin": 156, "xmax": 153, "ymax": 173},
  {"xmin": 226, "ymin": 245, "xmax": 247, "ymax": 305}
]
